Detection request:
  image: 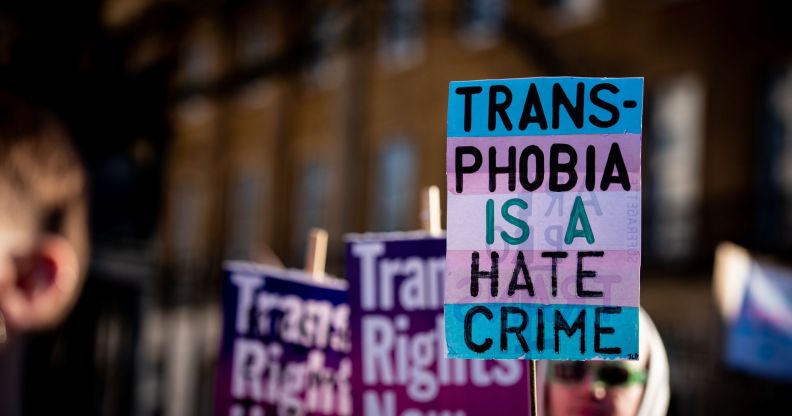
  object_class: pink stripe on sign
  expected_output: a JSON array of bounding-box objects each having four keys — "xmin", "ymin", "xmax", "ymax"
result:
[
  {"xmin": 447, "ymin": 171, "xmax": 641, "ymax": 195},
  {"xmin": 447, "ymin": 134, "xmax": 640, "ymax": 195},
  {"xmin": 444, "ymin": 249, "xmax": 640, "ymax": 307},
  {"xmin": 447, "ymin": 134, "xmax": 642, "ymax": 141},
  {"xmin": 446, "ymin": 191, "xmax": 641, "ymax": 252}
]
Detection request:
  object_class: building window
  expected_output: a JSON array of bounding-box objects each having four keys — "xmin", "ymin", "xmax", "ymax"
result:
[
  {"xmin": 235, "ymin": 8, "xmax": 274, "ymax": 67},
  {"xmin": 303, "ymin": 7, "xmax": 347, "ymax": 90},
  {"xmin": 293, "ymin": 162, "xmax": 329, "ymax": 259},
  {"xmin": 169, "ymin": 183, "xmax": 206, "ymax": 278},
  {"xmin": 372, "ymin": 139, "xmax": 416, "ymax": 231},
  {"xmin": 542, "ymin": 0, "xmax": 601, "ymax": 27},
  {"xmin": 180, "ymin": 19, "xmax": 222, "ymax": 85},
  {"xmin": 649, "ymin": 75, "xmax": 705, "ymax": 261},
  {"xmin": 458, "ymin": 0, "xmax": 506, "ymax": 49},
  {"xmin": 225, "ymin": 172, "xmax": 264, "ymax": 260},
  {"xmin": 379, "ymin": 0, "xmax": 424, "ymax": 70},
  {"xmin": 756, "ymin": 65, "xmax": 792, "ymax": 250}
]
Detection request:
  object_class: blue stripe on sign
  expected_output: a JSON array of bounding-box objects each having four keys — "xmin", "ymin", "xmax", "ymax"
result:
[
  {"xmin": 447, "ymin": 77, "xmax": 643, "ymax": 137},
  {"xmin": 444, "ymin": 303, "xmax": 639, "ymax": 360}
]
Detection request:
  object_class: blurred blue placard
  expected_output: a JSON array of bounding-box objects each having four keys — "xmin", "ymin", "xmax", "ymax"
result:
[
  {"xmin": 725, "ymin": 261, "xmax": 792, "ymax": 380},
  {"xmin": 214, "ymin": 262, "xmax": 351, "ymax": 416}
]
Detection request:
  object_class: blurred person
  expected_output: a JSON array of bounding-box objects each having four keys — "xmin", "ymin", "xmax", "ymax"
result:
[
  {"xmin": 545, "ymin": 308, "xmax": 670, "ymax": 416},
  {"xmin": 0, "ymin": 93, "xmax": 89, "ymax": 414},
  {"xmin": 0, "ymin": 93, "xmax": 88, "ymax": 333}
]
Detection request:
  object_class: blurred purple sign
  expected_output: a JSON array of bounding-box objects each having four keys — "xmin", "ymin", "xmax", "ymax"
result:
[
  {"xmin": 345, "ymin": 233, "xmax": 531, "ymax": 416},
  {"xmin": 725, "ymin": 260, "xmax": 792, "ymax": 380},
  {"xmin": 214, "ymin": 262, "xmax": 351, "ymax": 416}
]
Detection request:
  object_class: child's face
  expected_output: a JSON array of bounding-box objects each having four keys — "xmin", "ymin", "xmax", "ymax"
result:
[{"xmin": 0, "ymin": 224, "xmax": 80, "ymax": 334}]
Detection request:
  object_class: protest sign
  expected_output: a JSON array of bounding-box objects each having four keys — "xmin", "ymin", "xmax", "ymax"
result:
[
  {"xmin": 444, "ymin": 77, "xmax": 643, "ymax": 360},
  {"xmin": 214, "ymin": 262, "xmax": 351, "ymax": 416},
  {"xmin": 725, "ymin": 261, "xmax": 792, "ymax": 380},
  {"xmin": 715, "ymin": 244, "xmax": 792, "ymax": 381},
  {"xmin": 346, "ymin": 232, "xmax": 532, "ymax": 415}
]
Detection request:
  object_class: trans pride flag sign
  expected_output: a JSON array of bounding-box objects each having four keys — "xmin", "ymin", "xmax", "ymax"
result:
[{"xmin": 444, "ymin": 77, "xmax": 643, "ymax": 360}]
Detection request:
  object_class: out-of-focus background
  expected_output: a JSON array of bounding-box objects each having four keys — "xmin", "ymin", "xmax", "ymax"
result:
[{"xmin": 1, "ymin": 0, "xmax": 791, "ymax": 414}]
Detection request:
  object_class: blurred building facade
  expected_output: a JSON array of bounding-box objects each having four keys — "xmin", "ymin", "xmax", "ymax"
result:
[{"xmin": 2, "ymin": 0, "xmax": 791, "ymax": 415}]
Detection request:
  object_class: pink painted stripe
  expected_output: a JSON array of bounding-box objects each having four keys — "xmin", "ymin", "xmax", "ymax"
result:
[
  {"xmin": 446, "ymin": 134, "xmax": 642, "ymax": 141},
  {"xmin": 444, "ymin": 249, "xmax": 640, "ymax": 307},
  {"xmin": 447, "ymin": 134, "xmax": 640, "ymax": 195},
  {"xmin": 447, "ymin": 172, "xmax": 640, "ymax": 194}
]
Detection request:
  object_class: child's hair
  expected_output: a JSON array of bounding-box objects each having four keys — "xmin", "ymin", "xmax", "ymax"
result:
[{"xmin": 0, "ymin": 93, "xmax": 88, "ymax": 272}]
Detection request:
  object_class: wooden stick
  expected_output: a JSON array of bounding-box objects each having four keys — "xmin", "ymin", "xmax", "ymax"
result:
[
  {"xmin": 530, "ymin": 360, "xmax": 538, "ymax": 416},
  {"xmin": 0, "ymin": 311, "xmax": 5, "ymax": 344},
  {"xmin": 304, "ymin": 228, "xmax": 328, "ymax": 282},
  {"xmin": 254, "ymin": 244, "xmax": 284, "ymax": 269},
  {"xmin": 420, "ymin": 185, "xmax": 442, "ymax": 236}
]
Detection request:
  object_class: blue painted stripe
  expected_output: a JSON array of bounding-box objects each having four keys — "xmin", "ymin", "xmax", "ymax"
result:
[
  {"xmin": 447, "ymin": 77, "xmax": 643, "ymax": 137},
  {"xmin": 444, "ymin": 302, "xmax": 639, "ymax": 360}
]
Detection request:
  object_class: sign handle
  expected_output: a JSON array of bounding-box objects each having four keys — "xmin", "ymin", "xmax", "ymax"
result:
[
  {"xmin": 304, "ymin": 228, "xmax": 328, "ymax": 282},
  {"xmin": 255, "ymin": 244, "xmax": 285, "ymax": 268},
  {"xmin": 530, "ymin": 360, "xmax": 538, "ymax": 416},
  {"xmin": 420, "ymin": 185, "xmax": 442, "ymax": 236},
  {"xmin": 0, "ymin": 311, "xmax": 5, "ymax": 344}
]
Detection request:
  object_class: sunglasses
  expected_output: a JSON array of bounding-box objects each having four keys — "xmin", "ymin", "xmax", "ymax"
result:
[{"xmin": 549, "ymin": 361, "xmax": 647, "ymax": 388}]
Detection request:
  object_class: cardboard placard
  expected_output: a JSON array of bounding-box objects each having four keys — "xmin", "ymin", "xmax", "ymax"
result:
[
  {"xmin": 214, "ymin": 262, "xmax": 351, "ymax": 415},
  {"xmin": 346, "ymin": 233, "xmax": 532, "ymax": 415},
  {"xmin": 715, "ymin": 245, "xmax": 792, "ymax": 381},
  {"xmin": 444, "ymin": 77, "xmax": 643, "ymax": 360}
]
